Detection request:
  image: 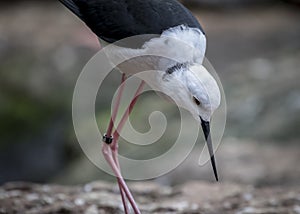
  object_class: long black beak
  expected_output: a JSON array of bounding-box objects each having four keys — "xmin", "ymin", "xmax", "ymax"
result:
[{"xmin": 200, "ymin": 117, "xmax": 219, "ymax": 181}]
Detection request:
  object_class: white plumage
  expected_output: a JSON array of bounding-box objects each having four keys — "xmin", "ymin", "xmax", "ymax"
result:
[{"xmin": 103, "ymin": 25, "xmax": 220, "ymax": 122}]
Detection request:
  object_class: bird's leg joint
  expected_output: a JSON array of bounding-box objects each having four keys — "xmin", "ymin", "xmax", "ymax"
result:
[{"xmin": 103, "ymin": 134, "xmax": 113, "ymax": 144}]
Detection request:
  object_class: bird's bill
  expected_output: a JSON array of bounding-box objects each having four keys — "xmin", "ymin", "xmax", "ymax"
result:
[{"xmin": 200, "ymin": 117, "xmax": 219, "ymax": 181}]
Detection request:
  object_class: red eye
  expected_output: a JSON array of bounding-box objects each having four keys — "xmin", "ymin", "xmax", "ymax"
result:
[{"xmin": 193, "ymin": 96, "xmax": 201, "ymax": 106}]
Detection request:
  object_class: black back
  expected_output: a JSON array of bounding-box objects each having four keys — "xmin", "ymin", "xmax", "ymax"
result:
[{"xmin": 59, "ymin": 0, "xmax": 204, "ymax": 43}]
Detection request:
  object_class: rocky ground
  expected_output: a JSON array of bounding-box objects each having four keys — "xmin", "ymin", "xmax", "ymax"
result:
[{"xmin": 1, "ymin": 181, "xmax": 300, "ymax": 214}]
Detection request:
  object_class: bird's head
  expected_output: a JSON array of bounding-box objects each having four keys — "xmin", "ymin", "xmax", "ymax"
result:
[
  {"xmin": 161, "ymin": 63, "xmax": 221, "ymax": 121},
  {"xmin": 159, "ymin": 63, "xmax": 221, "ymax": 180},
  {"xmin": 187, "ymin": 64, "xmax": 221, "ymax": 181},
  {"xmin": 186, "ymin": 64, "xmax": 221, "ymax": 122}
]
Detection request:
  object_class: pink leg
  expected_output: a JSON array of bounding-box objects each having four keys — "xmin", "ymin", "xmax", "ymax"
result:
[
  {"xmin": 103, "ymin": 79, "xmax": 145, "ymax": 214},
  {"xmin": 97, "ymin": 42, "xmax": 130, "ymax": 212},
  {"xmin": 117, "ymin": 177, "xmax": 129, "ymax": 213},
  {"xmin": 112, "ymin": 81, "xmax": 146, "ymax": 143},
  {"xmin": 102, "ymin": 144, "xmax": 141, "ymax": 214},
  {"xmin": 110, "ymin": 81, "xmax": 145, "ymax": 213},
  {"xmin": 106, "ymin": 73, "xmax": 126, "ymax": 137},
  {"xmin": 103, "ymin": 74, "xmax": 129, "ymax": 213}
]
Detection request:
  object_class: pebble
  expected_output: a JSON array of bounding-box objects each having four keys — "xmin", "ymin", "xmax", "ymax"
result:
[
  {"xmin": 25, "ymin": 193, "xmax": 39, "ymax": 201},
  {"xmin": 294, "ymin": 205, "xmax": 300, "ymax": 214},
  {"xmin": 84, "ymin": 184, "xmax": 93, "ymax": 193},
  {"xmin": 74, "ymin": 198, "xmax": 85, "ymax": 206},
  {"xmin": 243, "ymin": 193, "xmax": 253, "ymax": 201},
  {"xmin": 43, "ymin": 196, "xmax": 54, "ymax": 204},
  {"xmin": 85, "ymin": 205, "xmax": 99, "ymax": 214}
]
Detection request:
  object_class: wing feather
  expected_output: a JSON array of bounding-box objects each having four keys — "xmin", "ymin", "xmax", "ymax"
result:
[
  {"xmin": 59, "ymin": 0, "xmax": 204, "ymax": 44},
  {"xmin": 59, "ymin": 0, "xmax": 83, "ymax": 19}
]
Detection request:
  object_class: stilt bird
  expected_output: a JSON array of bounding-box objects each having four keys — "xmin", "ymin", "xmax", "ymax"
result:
[{"xmin": 59, "ymin": 0, "xmax": 221, "ymax": 213}]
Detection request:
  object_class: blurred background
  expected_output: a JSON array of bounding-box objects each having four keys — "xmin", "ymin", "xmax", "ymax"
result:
[{"xmin": 0, "ymin": 0, "xmax": 299, "ymax": 188}]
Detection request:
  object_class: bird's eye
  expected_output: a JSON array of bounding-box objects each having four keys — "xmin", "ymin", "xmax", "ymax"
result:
[{"xmin": 193, "ymin": 96, "xmax": 201, "ymax": 106}]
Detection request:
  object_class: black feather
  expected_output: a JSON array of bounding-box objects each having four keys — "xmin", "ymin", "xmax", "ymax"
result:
[
  {"xmin": 59, "ymin": 0, "xmax": 204, "ymax": 44},
  {"xmin": 166, "ymin": 62, "xmax": 189, "ymax": 74},
  {"xmin": 59, "ymin": 0, "xmax": 83, "ymax": 19}
]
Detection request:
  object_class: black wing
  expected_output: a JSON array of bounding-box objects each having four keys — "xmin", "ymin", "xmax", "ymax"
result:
[{"xmin": 59, "ymin": 0, "xmax": 204, "ymax": 43}]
